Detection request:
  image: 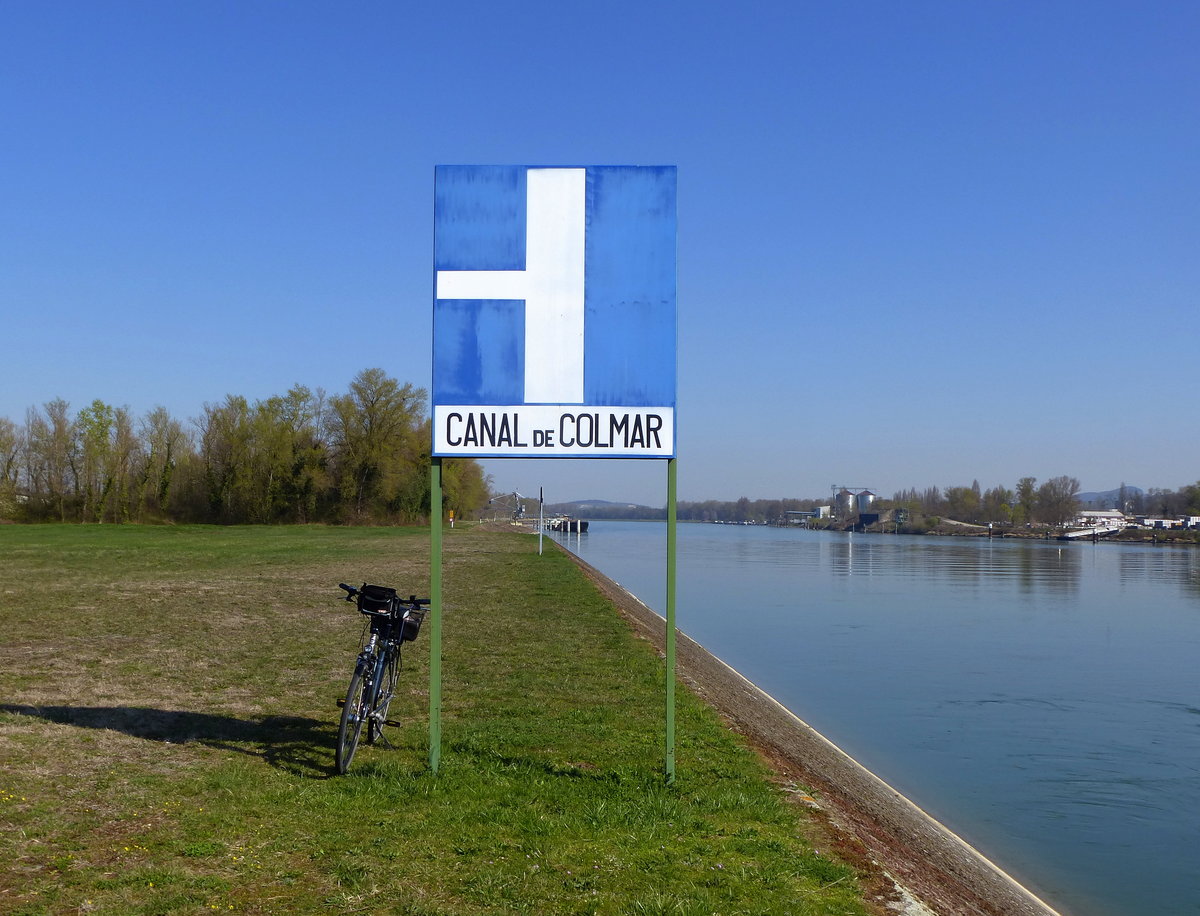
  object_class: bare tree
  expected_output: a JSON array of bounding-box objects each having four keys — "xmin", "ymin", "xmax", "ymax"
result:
[
  {"xmin": 0, "ymin": 418, "xmax": 22, "ymax": 517},
  {"xmin": 328, "ymin": 369, "xmax": 427, "ymax": 520},
  {"xmin": 1036, "ymin": 475, "xmax": 1081, "ymax": 526},
  {"xmin": 1014, "ymin": 477, "xmax": 1037, "ymax": 526}
]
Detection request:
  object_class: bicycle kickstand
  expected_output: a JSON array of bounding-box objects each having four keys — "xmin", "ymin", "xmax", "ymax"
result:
[{"xmin": 374, "ymin": 727, "xmax": 396, "ymax": 749}]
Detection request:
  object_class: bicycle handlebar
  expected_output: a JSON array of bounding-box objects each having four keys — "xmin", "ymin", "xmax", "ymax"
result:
[{"xmin": 337, "ymin": 583, "xmax": 429, "ymax": 607}]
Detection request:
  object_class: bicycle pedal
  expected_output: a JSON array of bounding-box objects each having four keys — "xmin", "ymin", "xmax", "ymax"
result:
[
  {"xmin": 336, "ymin": 698, "xmax": 346, "ymax": 708},
  {"xmin": 384, "ymin": 719, "xmax": 403, "ymax": 728}
]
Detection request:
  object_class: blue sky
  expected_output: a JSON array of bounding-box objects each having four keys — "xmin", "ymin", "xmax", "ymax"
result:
[{"xmin": 3, "ymin": 1, "xmax": 1197, "ymax": 507}]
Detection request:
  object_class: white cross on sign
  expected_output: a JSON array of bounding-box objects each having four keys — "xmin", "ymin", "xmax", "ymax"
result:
[{"xmin": 434, "ymin": 168, "xmax": 586, "ymax": 404}]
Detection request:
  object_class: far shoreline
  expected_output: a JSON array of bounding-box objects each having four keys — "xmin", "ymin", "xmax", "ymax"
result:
[{"xmin": 544, "ymin": 515, "xmax": 1200, "ymax": 546}]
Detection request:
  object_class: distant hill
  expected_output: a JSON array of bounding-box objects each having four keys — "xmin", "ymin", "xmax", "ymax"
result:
[
  {"xmin": 545, "ymin": 499, "xmax": 663, "ymax": 519},
  {"xmin": 549, "ymin": 499, "xmax": 650, "ymax": 509},
  {"xmin": 1077, "ymin": 486, "xmax": 1143, "ymax": 509}
]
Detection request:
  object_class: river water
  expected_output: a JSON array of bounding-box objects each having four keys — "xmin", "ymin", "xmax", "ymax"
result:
[{"xmin": 551, "ymin": 522, "xmax": 1200, "ymax": 916}]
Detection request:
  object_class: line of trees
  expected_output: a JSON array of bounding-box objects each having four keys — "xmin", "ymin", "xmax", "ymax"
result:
[
  {"xmin": 685, "ymin": 479, "xmax": 1199, "ymax": 527},
  {"xmin": 1135, "ymin": 485, "xmax": 1200, "ymax": 519},
  {"xmin": 678, "ymin": 497, "xmax": 820, "ymax": 524},
  {"xmin": 893, "ymin": 478, "xmax": 1200, "ymax": 526},
  {"xmin": 567, "ymin": 478, "xmax": 1200, "ymax": 527},
  {"xmin": 893, "ymin": 476, "xmax": 1083, "ymax": 526},
  {"xmin": 613, "ymin": 483, "xmax": 1089, "ymax": 525},
  {"xmin": 0, "ymin": 369, "xmax": 490, "ymax": 525}
]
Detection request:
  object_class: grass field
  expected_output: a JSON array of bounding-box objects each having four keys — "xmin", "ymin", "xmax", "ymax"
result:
[{"xmin": 1, "ymin": 524, "xmax": 876, "ymax": 915}]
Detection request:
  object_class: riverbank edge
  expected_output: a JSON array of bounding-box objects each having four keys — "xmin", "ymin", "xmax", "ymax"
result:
[{"xmin": 555, "ymin": 542, "xmax": 1069, "ymax": 916}]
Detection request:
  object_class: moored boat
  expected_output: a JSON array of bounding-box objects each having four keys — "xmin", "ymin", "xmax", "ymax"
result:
[
  {"xmin": 1058, "ymin": 509, "xmax": 1128, "ymax": 540},
  {"xmin": 546, "ymin": 515, "xmax": 589, "ymax": 533}
]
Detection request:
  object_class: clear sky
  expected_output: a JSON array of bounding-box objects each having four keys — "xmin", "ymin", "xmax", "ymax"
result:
[{"xmin": 3, "ymin": 1, "xmax": 1196, "ymax": 507}]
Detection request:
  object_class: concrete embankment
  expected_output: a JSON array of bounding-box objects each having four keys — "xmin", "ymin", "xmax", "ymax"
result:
[{"xmin": 560, "ymin": 545, "xmax": 1069, "ymax": 916}]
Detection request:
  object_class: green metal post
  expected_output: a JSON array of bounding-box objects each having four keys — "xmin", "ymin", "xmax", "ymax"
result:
[
  {"xmin": 429, "ymin": 457, "xmax": 443, "ymax": 773},
  {"xmin": 665, "ymin": 457, "xmax": 677, "ymax": 782}
]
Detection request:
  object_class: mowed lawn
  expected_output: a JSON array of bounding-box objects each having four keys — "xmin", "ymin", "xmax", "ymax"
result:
[{"xmin": 0, "ymin": 524, "xmax": 875, "ymax": 915}]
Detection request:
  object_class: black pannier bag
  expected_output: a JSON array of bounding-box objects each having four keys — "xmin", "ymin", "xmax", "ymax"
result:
[
  {"xmin": 357, "ymin": 584, "xmax": 396, "ymax": 615},
  {"xmin": 401, "ymin": 608, "xmax": 426, "ymax": 642}
]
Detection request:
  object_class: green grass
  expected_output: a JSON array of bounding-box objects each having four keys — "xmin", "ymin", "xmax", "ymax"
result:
[{"xmin": 0, "ymin": 524, "xmax": 875, "ymax": 915}]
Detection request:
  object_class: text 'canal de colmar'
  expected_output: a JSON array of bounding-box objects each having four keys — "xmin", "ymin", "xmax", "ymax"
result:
[{"xmin": 442, "ymin": 410, "xmax": 665, "ymax": 451}]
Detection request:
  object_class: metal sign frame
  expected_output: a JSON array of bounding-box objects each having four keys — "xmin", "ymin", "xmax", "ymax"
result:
[{"xmin": 429, "ymin": 165, "xmax": 678, "ymax": 780}]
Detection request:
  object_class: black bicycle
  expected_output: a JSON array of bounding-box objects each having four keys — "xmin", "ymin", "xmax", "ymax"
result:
[{"xmin": 335, "ymin": 583, "xmax": 429, "ymax": 774}]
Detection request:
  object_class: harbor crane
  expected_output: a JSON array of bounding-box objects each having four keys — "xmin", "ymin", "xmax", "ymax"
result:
[{"xmin": 487, "ymin": 490, "xmax": 528, "ymax": 521}]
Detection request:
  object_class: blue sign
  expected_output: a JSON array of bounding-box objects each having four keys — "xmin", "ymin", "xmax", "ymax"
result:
[{"xmin": 432, "ymin": 165, "xmax": 676, "ymax": 457}]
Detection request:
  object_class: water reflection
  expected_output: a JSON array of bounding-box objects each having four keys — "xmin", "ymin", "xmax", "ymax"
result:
[
  {"xmin": 1118, "ymin": 546, "xmax": 1200, "ymax": 599},
  {"xmin": 822, "ymin": 534, "xmax": 1082, "ymax": 596}
]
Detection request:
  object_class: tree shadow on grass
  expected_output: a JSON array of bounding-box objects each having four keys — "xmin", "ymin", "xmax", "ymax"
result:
[{"xmin": 0, "ymin": 703, "xmax": 334, "ymax": 778}]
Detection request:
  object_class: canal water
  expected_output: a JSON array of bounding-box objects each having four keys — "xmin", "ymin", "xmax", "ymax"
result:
[{"xmin": 552, "ymin": 522, "xmax": 1200, "ymax": 916}]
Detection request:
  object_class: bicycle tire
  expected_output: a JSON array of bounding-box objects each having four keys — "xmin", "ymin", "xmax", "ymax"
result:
[
  {"xmin": 336, "ymin": 659, "xmax": 372, "ymax": 773},
  {"xmin": 367, "ymin": 649, "xmax": 398, "ymax": 744}
]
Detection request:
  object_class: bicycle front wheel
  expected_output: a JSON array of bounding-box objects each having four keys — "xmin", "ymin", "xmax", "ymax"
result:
[
  {"xmin": 336, "ymin": 660, "xmax": 372, "ymax": 774},
  {"xmin": 368, "ymin": 649, "xmax": 399, "ymax": 745}
]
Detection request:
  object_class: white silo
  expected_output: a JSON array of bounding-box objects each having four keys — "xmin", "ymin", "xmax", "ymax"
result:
[
  {"xmin": 857, "ymin": 490, "xmax": 877, "ymax": 514},
  {"xmin": 835, "ymin": 488, "xmax": 857, "ymax": 519}
]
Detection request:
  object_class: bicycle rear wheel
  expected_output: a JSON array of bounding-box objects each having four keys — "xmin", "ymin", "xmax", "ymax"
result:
[{"xmin": 336, "ymin": 659, "xmax": 372, "ymax": 773}]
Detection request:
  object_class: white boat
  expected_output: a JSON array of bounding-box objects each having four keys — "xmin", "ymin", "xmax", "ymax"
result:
[
  {"xmin": 1058, "ymin": 523, "xmax": 1125, "ymax": 540},
  {"xmin": 1058, "ymin": 510, "xmax": 1128, "ymax": 540}
]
